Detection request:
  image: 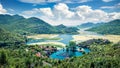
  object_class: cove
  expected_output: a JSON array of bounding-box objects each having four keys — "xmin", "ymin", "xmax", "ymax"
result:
[
  {"xmin": 50, "ymin": 48, "xmax": 90, "ymax": 60},
  {"xmin": 26, "ymin": 29, "xmax": 102, "ymax": 60},
  {"xmin": 49, "ymin": 34, "xmax": 90, "ymax": 60},
  {"xmin": 26, "ymin": 34, "xmax": 91, "ymax": 60}
]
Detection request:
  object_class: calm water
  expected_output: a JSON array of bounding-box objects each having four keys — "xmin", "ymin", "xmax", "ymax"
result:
[
  {"xmin": 27, "ymin": 34, "xmax": 91, "ymax": 60},
  {"xmin": 27, "ymin": 30, "xmax": 101, "ymax": 60},
  {"xmin": 50, "ymin": 48, "xmax": 90, "ymax": 60},
  {"xmin": 58, "ymin": 34, "xmax": 73, "ymax": 44},
  {"xmin": 26, "ymin": 34, "xmax": 73, "ymax": 45}
]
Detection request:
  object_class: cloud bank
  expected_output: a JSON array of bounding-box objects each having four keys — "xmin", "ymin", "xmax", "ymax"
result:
[
  {"xmin": 0, "ymin": 4, "xmax": 7, "ymax": 14},
  {"xmin": 21, "ymin": 3, "xmax": 120, "ymax": 26},
  {"xmin": 101, "ymin": 3, "xmax": 120, "ymax": 9}
]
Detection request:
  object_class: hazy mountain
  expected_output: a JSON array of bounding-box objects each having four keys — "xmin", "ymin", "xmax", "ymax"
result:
[{"xmin": 55, "ymin": 24, "xmax": 67, "ymax": 29}]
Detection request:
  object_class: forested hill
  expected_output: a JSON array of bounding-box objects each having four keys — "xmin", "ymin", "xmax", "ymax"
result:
[
  {"xmin": 0, "ymin": 14, "xmax": 78, "ymax": 34},
  {"xmin": 0, "ymin": 28, "xmax": 25, "ymax": 47},
  {"xmin": 87, "ymin": 19, "xmax": 120, "ymax": 35},
  {"xmin": 55, "ymin": 24, "xmax": 78, "ymax": 34}
]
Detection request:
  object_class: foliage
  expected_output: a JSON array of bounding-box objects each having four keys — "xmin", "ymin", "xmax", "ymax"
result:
[
  {"xmin": 54, "ymin": 42, "xmax": 120, "ymax": 68},
  {"xmin": 0, "ymin": 40, "xmax": 120, "ymax": 68},
  {"xmin": 31, "ymin": 43, "xmax": 64, "ymax": 48},
  {"xmin": 77, "ymin": 39, "xmax": 111, "ymax": 48},
  {"xmin": 0, "ymin": 28, "xmax": 25, "ymax": 47},
  {"xmin": 55, "ymin": 24, "xmax": 79, "ymax": 34}
]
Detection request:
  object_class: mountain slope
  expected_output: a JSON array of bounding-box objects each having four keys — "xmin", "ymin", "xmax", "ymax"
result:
[
  {"xmin": 0, "ymin": 14, "xmax": 78, "ymax": 34},
  {"xmin": 0, "ymin": 28, "xmax": 25, "ymax": 47},
  {"xmin": 87, "ymin": 19, "xmax": 120, "ymax": 35},
  {"xmin": 55, "ymin": 24, "xmax": 79, "ymax": 34}
]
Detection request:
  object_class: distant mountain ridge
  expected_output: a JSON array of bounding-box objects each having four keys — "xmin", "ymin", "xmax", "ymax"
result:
[
  {"xmin": 0, "ymin": 14, "xmax": 78, "ymax": 34},
  {"xmin": 87, "ymin": 19, "xmax": 120, "ymax": 35},
  {"xmin": 78, "ymin": 22, "xmax": 103, "ymax": 28}
]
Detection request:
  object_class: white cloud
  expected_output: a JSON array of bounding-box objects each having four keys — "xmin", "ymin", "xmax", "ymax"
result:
[
  {"xmin": 101, "ymin": 6, "xmax": 114, "ymax": 9},
  {"xmin": 22, "ymin": 8, "xmax": 54, "ymax": 17},
  {"xmin": 0, "ymin": 4, "xmax": 7, "ymax": 14},
  {"xmin": 64, "ymin": 0, "xmax": 92, "ymax": 3},
  {"xmin": 19, "ymin": 0, "xmax": 46, "ymax": 4},
  {"xmin": 21, "ymin": 3, "xmax": 120, "ymax": 26},
  {"xmin": 19, "ymin": 0, "xmax": 91, "ymax": 4},
  {"xmin": 39, "ymin": 8, "xmax": 54, "ymax": 17},
  {"xmin": 75, "ymin": 5, "xmax": 109, "ymax": 23},
  {"xmin": 22, "ymin": 8, "xmax": 38, "ymax": 16},
  {"xmin": 101, "ymin": 3, "xmax": 120, "ymax": 9},
  {"xmin": 108, "ymin": 12, "xmax": 120, "ymax": 20},
  {"xmin": 53, "ymin": 3, "xmax": 74, "ymax": 19},
  {"xmin": 102, "ymin": 0, "xmax": 113, "ymax": 2},
  {"xmin": 76, "ymin": 0, "xmax": 92, "ymax": 3}
]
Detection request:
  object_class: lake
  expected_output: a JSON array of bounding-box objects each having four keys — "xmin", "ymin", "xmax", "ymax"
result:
[
  {"xmin": 27, "ymin": 29, "xmax": 101, "ymax": 60},
  {"xmin": 50, "ymin": 47, "xmax": 90, "ymax": 60}
]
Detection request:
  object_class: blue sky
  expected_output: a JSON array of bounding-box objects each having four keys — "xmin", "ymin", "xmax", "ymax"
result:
[{"xmin": 0, "ymin": 0, "xmax": 120, "ymax": 26}]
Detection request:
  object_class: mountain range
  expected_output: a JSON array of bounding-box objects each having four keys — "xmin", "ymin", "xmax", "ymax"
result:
[{"xmin": 0, "ymin": 14, "xmax": 78, "ymax": 35}]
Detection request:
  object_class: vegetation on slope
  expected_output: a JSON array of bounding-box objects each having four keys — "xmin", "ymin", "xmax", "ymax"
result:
[
  {"xmin": 87, "ymin": 19, "xmax": 120, "ymax": 35},
  {"xmin": 0, "ymin": 39, "xmax": 120, "ymax": 68},
  {"xmin": 0, "ymin": 14, "xmax": 78, "ymax": 34},
  {"xmin": 55, "ymin": 24, "xmax": 79, "ymax": 34},
  {"xmin": 0, "ymin": 28, "xmax": 25, "ymax": 47}
]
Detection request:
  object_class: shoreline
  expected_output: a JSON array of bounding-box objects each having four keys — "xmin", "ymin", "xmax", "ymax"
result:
[
  {"xmin": 27, "ymin": 42, "xmax": 66, "ymax": 48},
  {"xmin": 72, "ymin": 35, "xmax": 120, "ymax": 43}
]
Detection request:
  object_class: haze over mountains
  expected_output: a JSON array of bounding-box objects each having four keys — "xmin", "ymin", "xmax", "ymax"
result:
[{"xmin": 77, "ymin": 22, "xmax": 103, "ymax": 28}]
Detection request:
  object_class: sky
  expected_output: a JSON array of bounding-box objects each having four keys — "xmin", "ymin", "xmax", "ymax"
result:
[{"xmin": 0, "ymin": 0, "xmax": 120, "ymax": 26}]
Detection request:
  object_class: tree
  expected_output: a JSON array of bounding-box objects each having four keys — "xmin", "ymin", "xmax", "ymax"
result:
[
  {"xmin": 69, "ymin": 41, "xmax": 76, "ymax": 51},
  {"xmin": 0, "ymin": 50, "xmax": 8, "ymax": 65}
]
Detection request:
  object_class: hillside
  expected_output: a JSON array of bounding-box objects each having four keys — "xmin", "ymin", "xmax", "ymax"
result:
[
  {"xmin": 0, "ymin": 28, "xmax": 25, "ymax": 47},
  {"xmin": 87, "ymin": 19, "xmax": 120, "ymax": 35},
  {"xmin": 55, "ymin": 24, "xmax": 79, "ymax": 34},
  {"xmin": 0, "ymin": 39, "xmax": 119, "ymax": 68},
  {"xmin": 0, "ymin": 14, "xmax": 78, "ymax": 34}
]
